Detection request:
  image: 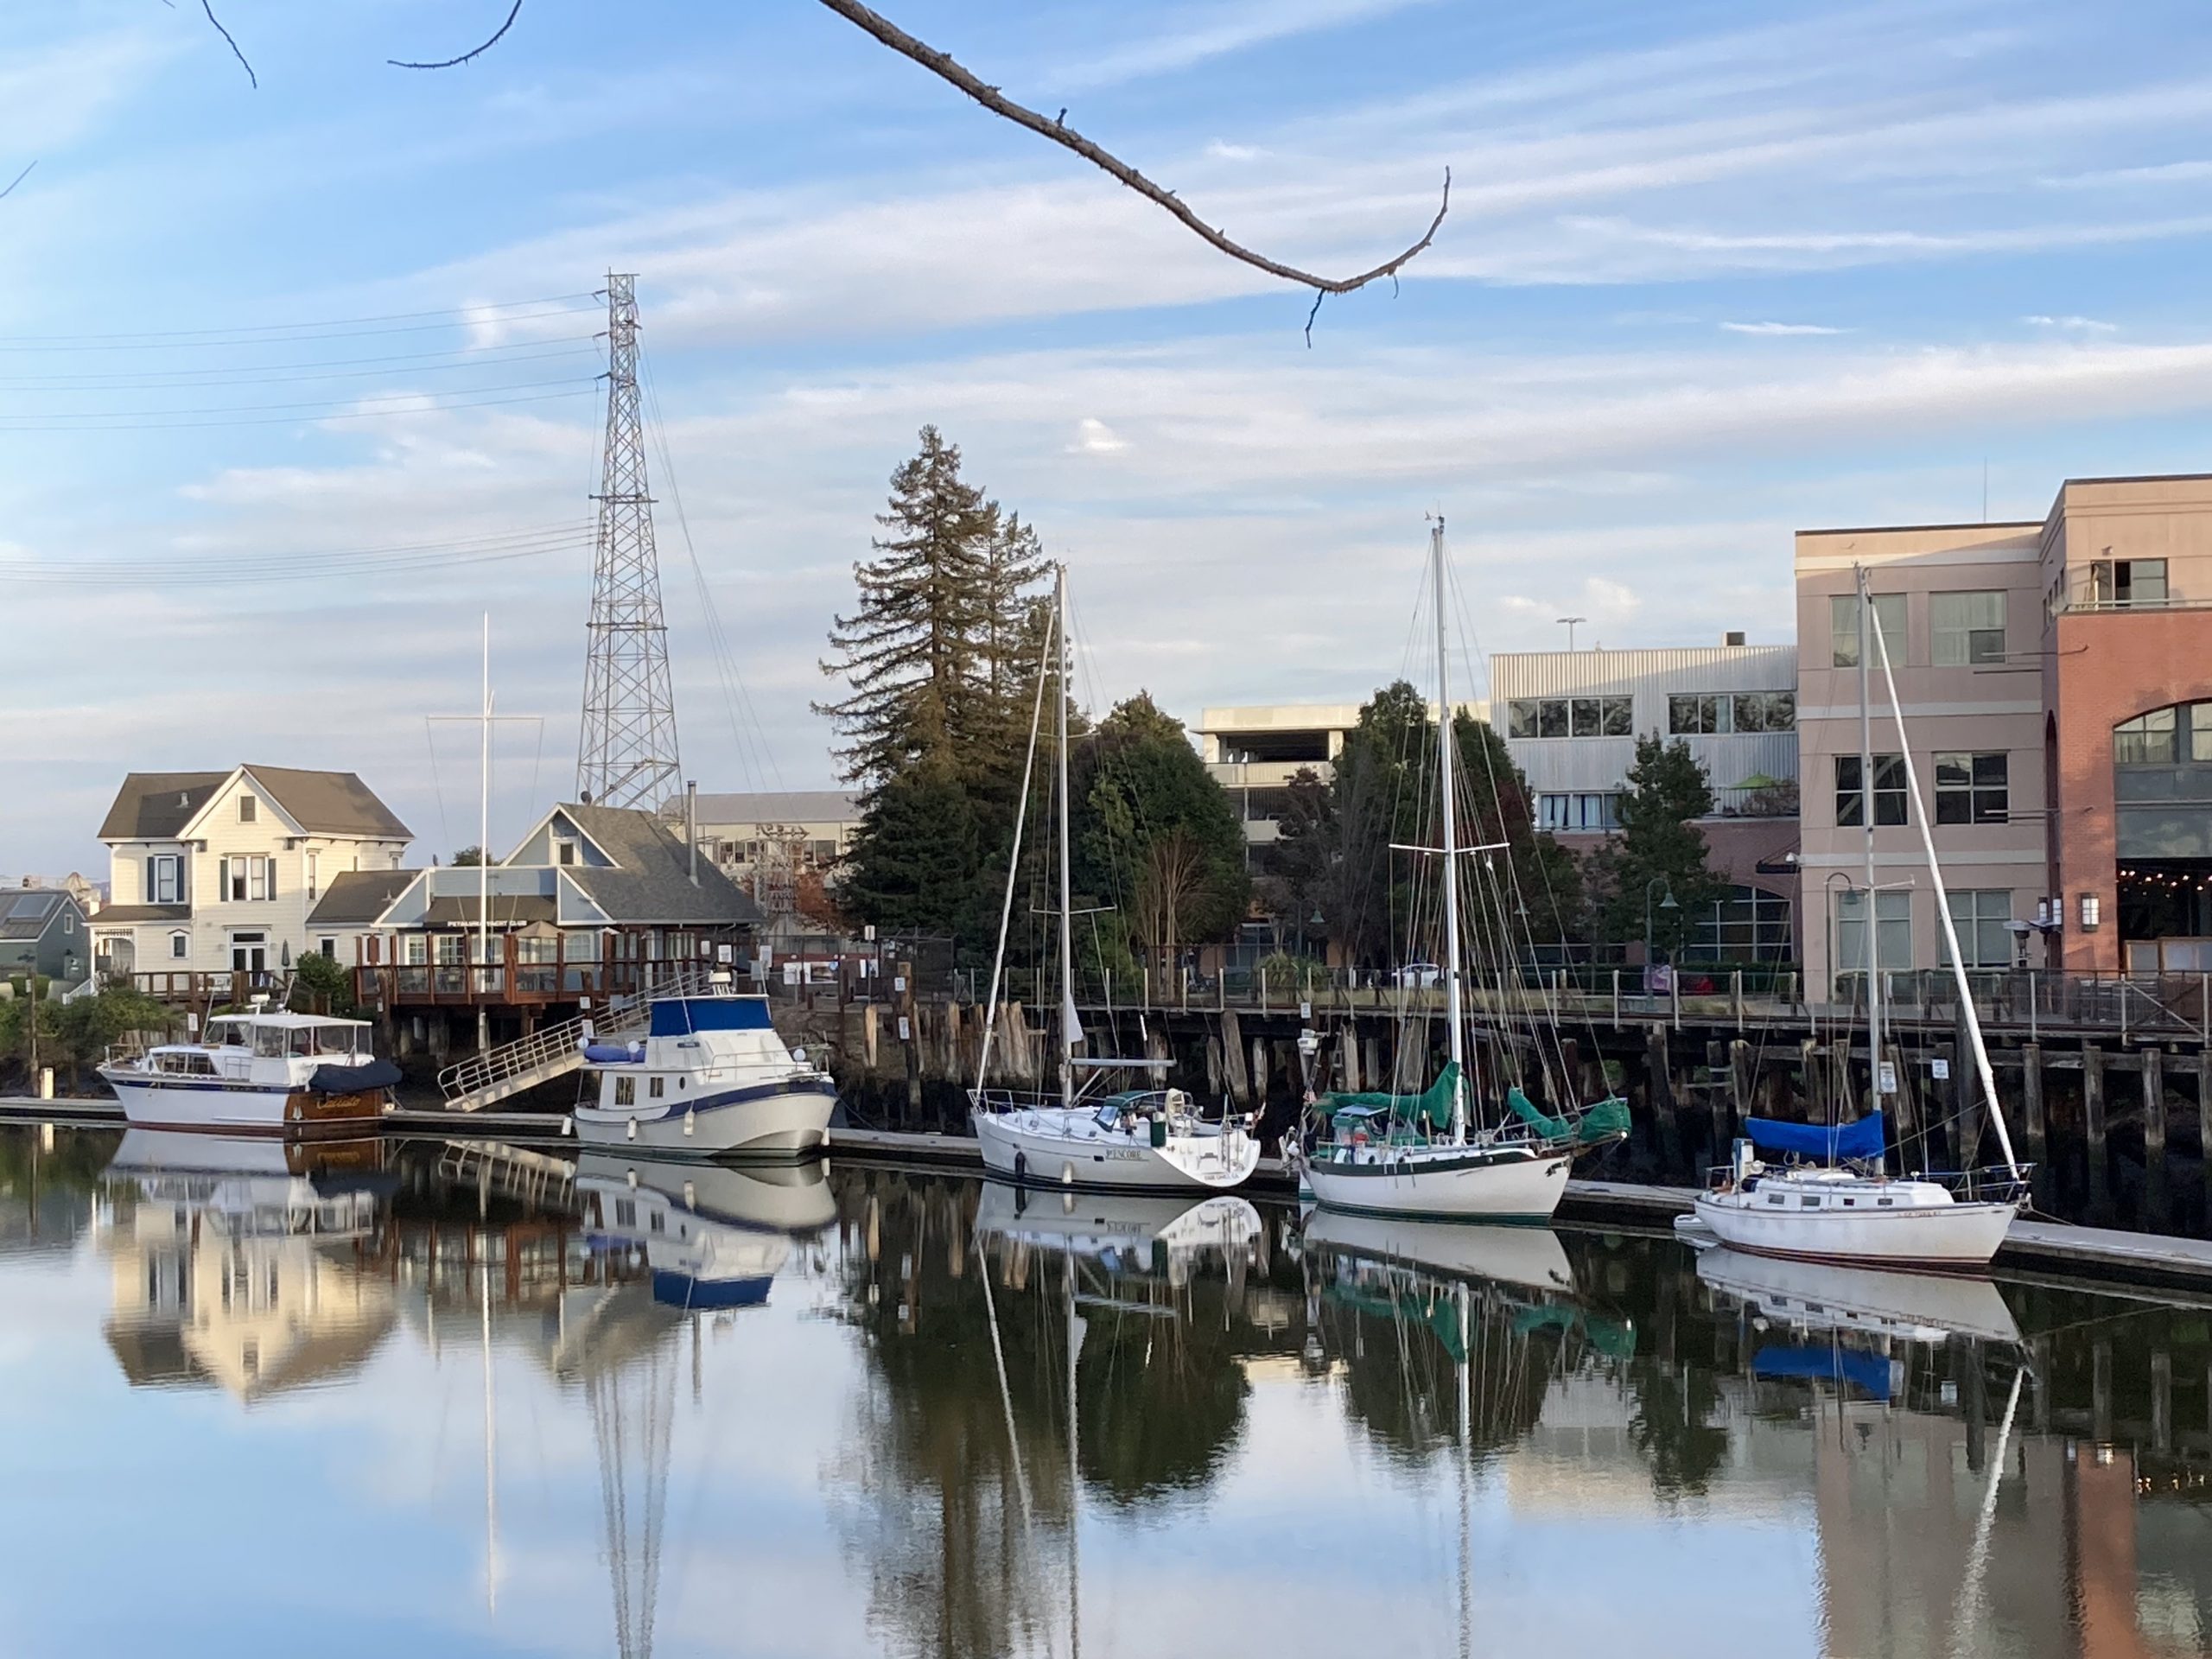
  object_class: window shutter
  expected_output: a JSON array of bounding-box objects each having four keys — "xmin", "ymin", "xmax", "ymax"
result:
[
  {"xmin": 145, "ymin": 855, "xmax": 156, "ymax": 904},
  {"xmin": 218, "ymin": 855, "xmax": 229, "ymax": 899}
]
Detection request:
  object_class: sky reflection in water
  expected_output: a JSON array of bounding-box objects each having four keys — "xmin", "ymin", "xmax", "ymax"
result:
[{"xmin": 0, "ymin": 1126, "xmax": 2205, "ymax": 1659}]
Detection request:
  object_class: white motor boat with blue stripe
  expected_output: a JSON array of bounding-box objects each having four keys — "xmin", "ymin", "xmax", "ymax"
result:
[{"xmin": 572, "ymin": 983, "xmax": 836, "ymax": 1157}]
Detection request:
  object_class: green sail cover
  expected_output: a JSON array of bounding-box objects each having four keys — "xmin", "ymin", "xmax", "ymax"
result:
[
  {"xmin": 1314, "ymin": 1060, "xmax": 1462, "ymax": 1133},
  {"xmin": 1506, "ymin": 1088, "xmax": 1631, "ymax": 1147}
]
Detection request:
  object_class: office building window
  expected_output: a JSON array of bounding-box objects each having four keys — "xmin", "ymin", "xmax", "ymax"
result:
[
  {"xmin": 1934, "ymin": 752, "xmax": 2008, "ymax": 824},
  {"xmin": 2112, "ymin": 702, "xmax": 2212, "ymax": 765},
  {"xmin": 1508, "ymin": 696, "xmax": 1632, "ymax": 738},
  {"xmin": 1930, "ymin": 591, "xmax": 2007, "ymax": 665},
  {"xmin": 1835, "ymin": 889, "xmax": 1911, "ymax": 974},
  {"xmin": 1669, "ymin": 691, "xmax": 1795, "ymax": 735},
  {"xmin": 1735, "ymin": 691, "xmax": 1794, "ymax": 733},
  {"xmin": 1537, "ymin": 792, "xmax": 1622, "ymax": 831},
  {"xmin": 1669, "ymin": 694, "xmax": 1725, "ymax": 735},
  {"xmin": 1686, "ymin": 885, "xmax": 1793, "ymax": 963},
  {"xmin": 1942, "ymin": 890, "xmax": 2016, "ymax": 968},
  {"xmin": 1830, "ymin": 593, "xmax": 1906, "ymax": 668},
  {"xmin": 2093, "ymin": 558, "xmax": 2168, "ymax": 607},
  {"xmin": 1835, "ymin": 754, "xmax": 1908, "ymax": 827}
]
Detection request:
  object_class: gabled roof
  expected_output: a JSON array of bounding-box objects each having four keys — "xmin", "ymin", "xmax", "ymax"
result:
[
  {"xmin": 307, "ymin": 869, "xmax": 420, "ymax": 928},
  {"xmin": 99, "ymin": 772, "xmax": 229, "ymax": 840},
  {"xmin": 533, "ymin": 804, "xmax": 761, "ymax": 926},
  {"xmin": 102, "ymin": 766, "xmax": 411, "ymax": 842}
]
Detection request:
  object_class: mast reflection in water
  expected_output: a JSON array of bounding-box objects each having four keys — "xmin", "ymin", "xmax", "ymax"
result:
[{"xmin": 0, "ymin": 1126, "xmax": 2205, "ymax": 1658}]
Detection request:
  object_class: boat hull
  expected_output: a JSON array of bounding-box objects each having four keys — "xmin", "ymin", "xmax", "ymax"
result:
[
  {"xmin": 1692, "ymin": 1190, "xmax": 2016, "ymax": 1268},
  {"xmin": 1303, "ymin": 1144, "xmax": 1570, "ymax": 1223},
  {"xmin": 973, "ymin": 1109, "xmax": 1258, "ymax": 1192},
  {"xmin": 572, "ymin": 1077, "xmax": 837, "ymax": 1158},
  {"xmin": 101, "ymin": 1072, "xmax": 385, "ymax": 1138}
]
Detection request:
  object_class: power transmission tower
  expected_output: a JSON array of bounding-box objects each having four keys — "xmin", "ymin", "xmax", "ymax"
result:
[{"xmin": 576, "ymin": 272, "xmax": 682, "ymax": 811}]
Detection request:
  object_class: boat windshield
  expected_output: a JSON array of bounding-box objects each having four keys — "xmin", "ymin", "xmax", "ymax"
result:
[{"xmin": 207, "ymin": 1019, "xmax": 248, "ymax": 1046}]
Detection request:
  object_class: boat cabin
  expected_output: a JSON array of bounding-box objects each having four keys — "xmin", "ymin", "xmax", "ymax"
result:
[
  {"xmin": 583, "ymin": 995, "xmax": 813, "ymax": 1109},
  {"xmin": 202, "ymin": 1013, "xmax": 374, "ymax": 1062}
]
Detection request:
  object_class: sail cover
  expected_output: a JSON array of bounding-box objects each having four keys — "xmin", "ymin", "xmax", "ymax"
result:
[
  {"xmin": 1746, "ymin": 1112, "xmax": 1886, "ymax": 1164},
  {"xmin": 1752, "ymin": 1344, "xmax": 1892, "ymax": 1401},
  {"xmin": 1314, "ymin": 1061, "xmax": 1460, "ymax": 1132}
]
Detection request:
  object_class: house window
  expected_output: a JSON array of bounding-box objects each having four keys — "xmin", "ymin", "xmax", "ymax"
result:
[
  {"xmin": 170, "ymin": 931, "xmax": 189, "ymax": 960},
  {"xmin": 1507, "ymin": 696, "xmax": 1632, "ymax": 738},
  {"xmin": 1934, "ymin": 753, "xmax": 2009, "ymax": 824},
  {"xmin": 614, "ymin": 1077, "xmax": 636, "ymax": 1107},
  {"xmin": 146, "ymin": 854, "xmax": 183, "ymax": 905},
  {"xmin": 404, "ymin": 935, "xmax": 429, "ymax": 967},
  {"xmin": 1930, "ymin": 591, "xmax": 2007, "ymax": 666},
  {"xmin": 246, "ymin": 857, "xmax": 275, "ymax": 902},
  {"xmin": 1830, "ymin": 593, "xmax": 1906, "ymax": 668},
  {"xmin": 2093, "ymin": 558, "xmax": 2168, "ymax": 608},
  {"xmin": 1942, "ymin": 890, "xmax": 2016, "ymax": 969},
  {"xmin": 1538, "ymin": 792, "xmax": 1622, "ymax": 831},
  {"xmin": 1835, "ymin": 889, "xmax": 1911, "ymax": 975},
  {"xmin": 556, "ymin": 837, "xmax": 578, "ymax": 867},
  {"xmin": 318, "ymin": 938, "xmax": 336, "ymax": 959},
  {"xmin": 238, "ymin": 794, "xmax": 257, "ymax": 824},
  {"xmin": 305, "ymin": 852, "xmax": 319, "ymax": 901},
  {"xmin": 61, "ymin": 911, "xmax": 73, "ymax": 935},
  {"xmin": 1835, "ymin": 754, "xmax": 1908, "ymax": 827}
]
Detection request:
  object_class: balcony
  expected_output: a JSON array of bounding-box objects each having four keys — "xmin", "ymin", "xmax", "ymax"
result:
[{"xmin": 1208, "ymin": 760, "xmax": 1332, "ymax": 791}]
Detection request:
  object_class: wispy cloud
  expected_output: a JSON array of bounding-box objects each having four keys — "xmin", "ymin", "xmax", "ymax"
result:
[
  {"xmin": 1054, "ymin": 0, "xmax": 1436, "ymax": 90},
  {"xmin": 1722, "ymin": 321, "xmax": 1845, "ymax": 336},
  {"xmin": 2024, "ymin": 313, "xmax": 2116, "ymax": 333},
  {"xmin": 1068, "ymin": 416, "xmax": 1128, "ymax": 454}
]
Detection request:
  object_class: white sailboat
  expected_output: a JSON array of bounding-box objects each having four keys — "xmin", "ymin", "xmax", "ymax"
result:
[
  {"xmin": 969, "ymin": 564, "xmax": 1261, "ymax": 1193},
  {"xmin": 1688, "ymin": 564, "xmax": 2030, "ymax": 1268},
  {"xmin": 1302, "ymin": 520, "xmax": 1622, "ymax": 1224}
]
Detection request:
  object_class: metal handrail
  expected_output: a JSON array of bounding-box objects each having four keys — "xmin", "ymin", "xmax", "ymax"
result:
[{"xmin": 436, "ymin": 962, "xmax": 721, "ymax": 1103}]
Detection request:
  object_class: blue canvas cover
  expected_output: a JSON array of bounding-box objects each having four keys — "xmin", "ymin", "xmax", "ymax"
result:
[
  {"xmin": 649, "ymin": 995, "xmax": 773, "ymax": 1037},
  {"xmin": 1745, "ymin": 1112, "xmax": 1885, "ymax": 1164},
  {"xmin": 1753, "ymin": 1344, "xmax": 1891, "ymax": 1401}
]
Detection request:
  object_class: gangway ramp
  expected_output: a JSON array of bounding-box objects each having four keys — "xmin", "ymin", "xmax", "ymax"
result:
[{"xmin": 436, "ymin": 966, "xmax": 718, "ymax": 1113}]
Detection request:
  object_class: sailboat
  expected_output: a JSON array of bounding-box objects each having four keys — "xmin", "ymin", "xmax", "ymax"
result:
[
  {"xmin": 969, "ymin": 565, "xmax": 1261, "ymax": 1192},
  {"xmin": 1688, "ymin": 565, "xmax": 2030, "ymax": 1267},
  {"xmin": 1301, "ymin": 520, "xmax": 1628, "ymax": 1224}
]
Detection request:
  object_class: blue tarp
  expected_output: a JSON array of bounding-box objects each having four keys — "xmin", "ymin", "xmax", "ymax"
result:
[
  {"xmin": 1753, "ymin": 1343, "xmax": 1892, "ymax": 1401},
  {"xmin": 1746, "ymin": 1112, "xmax": 1885, "ymax": 1164},
  {"xmin": 649, "ymin": 995, "xmax": 773, "ymax": 1037}
]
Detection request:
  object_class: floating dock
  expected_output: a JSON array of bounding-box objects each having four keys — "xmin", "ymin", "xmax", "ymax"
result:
[{"xmin": 10, "ymin": 1096, "xmax": 2211, "ymax": 1294}]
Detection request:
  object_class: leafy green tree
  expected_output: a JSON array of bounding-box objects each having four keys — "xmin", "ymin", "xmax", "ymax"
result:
[
  {"xmin": 289, "ymin": 950, "xmax": 357, "ymax": 1016},
  {"xmin": 1589, "ymin": 736, "xmax": 1726, "ymax": 957},
  {"xmin": 451, "ymin": 845, "xmax": 486, "ymax": 867},
  {"xmin": 42, "ymin": 985, "xmax": 175, "ymax": 1088},
  {"xmin": 1073, "ymin": 694, "xmax": 1249, "ymax": 980},
  {"xmin": 1319, "ymin": 681, "xmax": 1583, "ymax": 967}
]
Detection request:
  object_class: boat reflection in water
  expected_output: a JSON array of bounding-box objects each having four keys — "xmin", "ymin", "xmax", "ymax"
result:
[
  {"xmin": 574, "ymin": 1152, "xmax": 836, "ymax": 1309},
  {"xmin": 97, "ymin": 1129, "xmax": 397, "ymax": 1401},
  {"xmin": 1298, "ymin": 1205, "xmax": 1577, "ymax": 1298},
  {"xmin": 971, "ymin": 1178, "xmax": 1262, "ymax": 1280},
  {"xmin": 1696, "ymin": 1244, "xmax": 2025, "ymax": 1352}
]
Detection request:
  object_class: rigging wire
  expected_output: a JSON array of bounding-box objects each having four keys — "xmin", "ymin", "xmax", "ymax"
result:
[{"xmin": 636, "ymin": 343, "xmax": 783, "ymax": 793}]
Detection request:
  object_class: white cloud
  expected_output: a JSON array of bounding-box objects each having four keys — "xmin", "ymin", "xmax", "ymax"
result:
[
  {"xmin": 1069, "ymin": 417, "xmax": 1128, "ymax": 454},
  {"xmin": 1205, "ymin": 141, "xmax": 1266, "ymax": 162},
  {"xmin": 1053, "ymin": 0, "xmax": 1437, "ymax": 90},
  {"xmin": 2023, "ymin": 313, "xmax": 2117, "ymax": 333},
  {"xmin": 1721, "ymin": 321, "xmax": 1845, "ymax": 336}
]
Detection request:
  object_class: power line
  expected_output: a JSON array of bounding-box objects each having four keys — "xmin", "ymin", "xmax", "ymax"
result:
[
  {"xmin": 0, "ymin": 337, "xmax": 603, "ymax": 391},
  {"xmin": 0, "ymin": 292, "xmax": 601, "ymax": 347},
  {"xmin": 0, "ymin": 521, "xmax": 596, "ymax": 586},
  {"xmin": 0, "ymin": 383, "xmax": 598, "ymax": 432}
]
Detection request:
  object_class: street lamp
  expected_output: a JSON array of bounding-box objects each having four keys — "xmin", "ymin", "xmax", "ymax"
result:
[
  {"xmin": 1557, "ymin": 616, "xmax": 1587, "ymax": 652},
  {"xmin": 1643, "ymin": 876, "xmax": 1678, "ymax": 992}
]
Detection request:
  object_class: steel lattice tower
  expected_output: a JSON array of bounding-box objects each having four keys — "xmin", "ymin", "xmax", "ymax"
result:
[{"xmin": 575, "ymin": 272, "xmax": 682, "ymax": 810}]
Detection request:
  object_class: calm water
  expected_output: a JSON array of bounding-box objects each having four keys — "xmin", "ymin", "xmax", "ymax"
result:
[{"xmin": 0, "ymin": 1127, "xmax": 2208, "ymax": 1659}]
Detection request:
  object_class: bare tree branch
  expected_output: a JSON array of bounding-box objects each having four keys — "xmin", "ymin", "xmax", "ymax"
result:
[
  {"xmin": 200, "ymin": 0, "xmax": 256, "ymax": 88},
  {"xmin": 388, "ymin": 0, "xmax": 525, "ymax": 71},
  {"xmin": 0, "ymin": 162, "xmax": 34, "ymax": 202},
  {"xmin": 810, "ymin": 0, "xmax": 1450, "ymax": 310}
]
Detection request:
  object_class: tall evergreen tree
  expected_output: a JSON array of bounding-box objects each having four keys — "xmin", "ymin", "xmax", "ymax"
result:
[{"xmin": 1588, "ymin": 734, "xmax": 1726, "ymax": 957}]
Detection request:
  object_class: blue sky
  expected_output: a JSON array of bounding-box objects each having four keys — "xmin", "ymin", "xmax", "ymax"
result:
[{"xmin": 11, "ymin": 0, "xmax": 2212, "ymax": 872}]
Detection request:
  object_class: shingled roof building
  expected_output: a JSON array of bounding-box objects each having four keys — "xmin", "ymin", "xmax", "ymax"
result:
[
  {"xmin": 0, "ymin": 887, "xmax": 89, "ymax": 988},
  {"xmin": 92, "ymin": 765, "xmax": 411, "ymax": 994},
  {"xmin": 315, "ymin": 803, "xmax": 760, "ymax": 1020}
]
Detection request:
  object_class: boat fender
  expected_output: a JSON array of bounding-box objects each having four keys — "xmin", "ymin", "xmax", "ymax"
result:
[
  {"xmin": 626, "ymin": 1116, "xmax": 638, "ymax": 1141},
  {"xmin": 1150, "ymin": 1117, "xmax": 1168, "ymax": 1149},
  {"xmin": 684, "ymin": 1108, "xmax": 696, "ymax": 1137},
  {"xmin": 1062, "ymin": 1161, "xmax": 1075, "ymax": 1186},
  {"xmin": 1014, "ymin": 1151, "xmax": 1027, "ymax": 1184}
]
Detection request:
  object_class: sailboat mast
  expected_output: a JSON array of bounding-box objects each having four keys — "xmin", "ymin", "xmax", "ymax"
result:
[
  {"xmin": 1433, "ymin": 520, "xmax": 1467, "ymax": 1141},
  {"xmin": 480, "ymin": 613, "xmax": 493, "ymax": 1058},
  {"xmin": 1856, "ymin": 566, "xmax": 1883, "ymax": 1117},
  {"xmin": 1056, "ymin": 565, "xmax": 1076, "ymax": 1113}
]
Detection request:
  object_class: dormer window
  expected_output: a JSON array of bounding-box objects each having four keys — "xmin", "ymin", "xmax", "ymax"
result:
[
  {"xmin": 556, "ymin": 837, "xmax": 578, "ymax": 867},
  {"xmin": 238, "ymin": 794, "xmax": 257, "ymax": 824}
]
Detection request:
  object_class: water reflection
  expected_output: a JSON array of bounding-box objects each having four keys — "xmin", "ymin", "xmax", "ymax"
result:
[{"xmin": 0, "ymin": 1128, "xmax": 2205, "ymax": 1657}]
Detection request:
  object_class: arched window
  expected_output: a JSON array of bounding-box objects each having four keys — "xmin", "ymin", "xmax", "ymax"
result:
[
  {"xmin": 2114, "ymin": 702, "xmax": 2212, "ymax": 861},
  {"xmin": 2114, "ymin": 701, "xmax": 2212, "ymax": 766}
]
